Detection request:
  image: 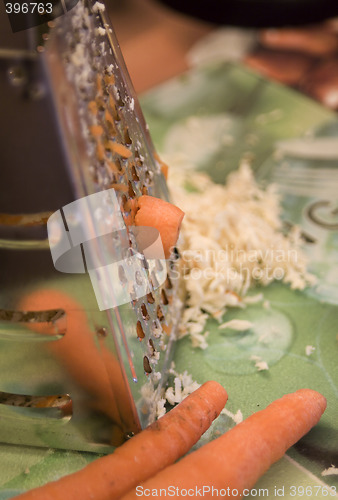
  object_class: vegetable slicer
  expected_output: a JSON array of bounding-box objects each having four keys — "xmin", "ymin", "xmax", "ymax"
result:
[{"xmin": 0, "ymin": 0, "xmax": 181, "ymax": 452}]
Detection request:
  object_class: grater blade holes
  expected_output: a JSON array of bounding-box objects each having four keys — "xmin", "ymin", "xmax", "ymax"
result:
[
  {"xmin": 0, "ymin": 391, "xmax": 72, "ymax": 418},
  {"xmin": 140, "ymin": 303, "xmax": 150, "ymax": 321},
  {"xmin": 135, "ymin": 270, "xmax": 144, "ymax": 287},
  {"xmin": 146, "ymin": 292, "xmax": 155, "ymax": 304},
  {"xmin": 136, "ymin": 320, "xmax": 145, "ymax": 341},
  {"xmin": 143, "ymin": 356, "xmax": 152, "ymax": 375},
  {"xmin": 118, "ymin": 264, "xmax": 128, "ymax": 284},
  {"xmin": 156, "ymin": 305, "xmax": 164, "ymax": 322},
  {"xmin": 161, "ymin": 289, "xmax": 169, "ymax": 305},
  {"xmin": 165, "ymin": 275, "xmax": 173, "ymax": 289}
]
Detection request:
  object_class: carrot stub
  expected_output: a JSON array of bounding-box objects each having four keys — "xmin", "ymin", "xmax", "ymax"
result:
[
  {"xmin": 134, "ymin": 195, "xmax": 184, "ymax": 259},
  {"xmin": 14, "ymin": 381, "xmax": 228, "ymax": 500},
  {"xmin": 122, "ymin": 389, "xmax": 327, "ymax": 500},
  {"xmin": 19, "ymin": 289, "xmax": 138, "ymax": 443}
]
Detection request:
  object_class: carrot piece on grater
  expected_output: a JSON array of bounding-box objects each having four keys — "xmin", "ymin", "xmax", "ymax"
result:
[{"xmin": 134, "ymin": 195, "xmax": 184, "ymax": 259}]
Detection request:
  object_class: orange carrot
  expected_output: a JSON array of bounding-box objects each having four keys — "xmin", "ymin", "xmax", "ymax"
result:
[
  {"xmin": 19, "ymin": 289, "xmax": 138, "ymax": 443},
  {"xmin": 13, "ymin": 381, "xmax": 228, "ymax": 500},
  {"xmin": 122, "ymin": 389, "xmax": 326, "ymax": 500},
  {"xmin": 135, "ymin": 195, "xmax": 184, "ymax": 259}
]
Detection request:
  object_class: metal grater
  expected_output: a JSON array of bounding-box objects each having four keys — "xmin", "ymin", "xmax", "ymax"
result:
[{"xmin": 0, "ymin": 0, "xmax": 181, "ymax": 452}]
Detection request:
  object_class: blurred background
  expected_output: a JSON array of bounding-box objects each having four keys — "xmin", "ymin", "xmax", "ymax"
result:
[{"xmin": 109, "ymin": 0, "xmax": 338, "ymax": 110}]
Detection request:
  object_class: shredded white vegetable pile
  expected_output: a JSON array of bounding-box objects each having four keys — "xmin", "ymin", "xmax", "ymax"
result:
[
  {"xmin": 142, "ymin": 157, "xmax": 316, "ymax": 421},
  {"xmin": 166, "ymin": 155, "xmax": 315, "ymax": 349}
]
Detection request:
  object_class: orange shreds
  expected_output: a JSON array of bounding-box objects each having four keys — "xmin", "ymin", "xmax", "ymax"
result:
[
  {"xmin": 123, "ymin": 199, "xmax": 132, "ymax": 212},
  {"xmin": 90, "ymin": 125, "xmax": 104, "ymax": 138},
  {"xmin": 0, "ymin": 212, "xmax": 52, "ymax": 226},
  {"xmin": 161, "ymin": 163, "xmax": 169, "ymax": 180},
  {"xmin": 96, "ymin": 74, "xmax": 103, "ymax": 95},
  {"xmin": 88, "ymin": 101, "xmax": 98, "ymax": 116},
  {"xmin": 162, "ymin": 324, "xmax": 172, "ymax": 336},
  {"xmin": 110, "ymin": 183, "xmax": 128, "ymax": 192},
  {"xmin": 106, "ymin": 160, "xmax": 119, "ymax": 173},
  {"xmin": 106, "ymin": 140, "xmax": 132, "ymax": 159},
  {"xmin": 154, "ymin": 152, "xmax": 169, "ymax": 180},
  {"xmin": 105, "ymin": 110, "xmax": 117, "ymax": 135},
  {"xmin": 124, "ymin": 198, "xmax": 139, "ymax": 214},
  {"xmin": 105, "ymin": 109, "xmax": 115, "ymax": 125},
  {"xmin": 227, "ymin": 290, "xmax": 242, "ymax": 301},
  {"xmin": 104, "ymin": 74, "xmax": 115, "ymax": 86},
  {"xmin": 35, "ymin": 396, "xmax": 60, "ymax": 408}
]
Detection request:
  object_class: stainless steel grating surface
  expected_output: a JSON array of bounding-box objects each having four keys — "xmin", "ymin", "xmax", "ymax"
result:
[{"xmin": 0, "ymin": 0, "xmax": 182, "ymax": 452}]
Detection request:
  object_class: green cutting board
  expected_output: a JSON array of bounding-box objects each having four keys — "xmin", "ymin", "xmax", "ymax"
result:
[{"xmin": 0, "ymin": 62, "xmax": 337, "ymax": 499}]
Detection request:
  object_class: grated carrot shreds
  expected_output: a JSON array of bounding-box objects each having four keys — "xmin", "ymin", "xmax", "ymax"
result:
[
  {"xmin": 164, "ymin": 156, "xmax": 316, "ymax": 348},
  {"xmin": 106, "ymin": 140, "xmax": 132, "ymax": 158},
  {"xmin": 88, "ymin": 100, "xmax": 98, "ymax": 116},
  {"xmin": 90, "ymin": 125, "xmax": 104, "ymax": 137},
  {"xmin": 110, "ymin": 183, "xmax": 128, "ymax": 192},
  {"xmin": 104, "ymin": 73, "xmax": 115, "ymax": 86}
]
